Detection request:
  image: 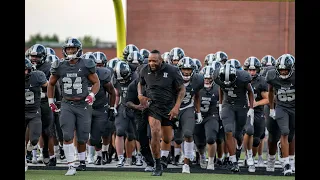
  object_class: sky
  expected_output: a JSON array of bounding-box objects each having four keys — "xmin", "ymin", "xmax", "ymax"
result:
[{"xmin": 25, "ymin": 0, "xmax": 127, "ymax": 42}]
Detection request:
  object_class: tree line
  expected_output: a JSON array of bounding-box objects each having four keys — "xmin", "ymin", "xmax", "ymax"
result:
[{"xmin": 25, "ymin": 33, "xmax": 112, "ymax": 48}]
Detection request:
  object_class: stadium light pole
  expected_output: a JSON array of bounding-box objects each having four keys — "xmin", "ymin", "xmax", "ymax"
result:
[{"xmin": 113, "ymin": 0, "xmax": 126, "ymax": 60}]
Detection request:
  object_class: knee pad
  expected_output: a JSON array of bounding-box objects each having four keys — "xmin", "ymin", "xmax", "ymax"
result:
[
  {"xmin": 253, "ymin": 137, "xmax": 261, "ymax": 147},
  {"xmin": 245, "ymin": 126, "xmax": 254, "ymax": 136},
  {"xmin": 196, "ymin": 145, "xmax": 205, "ymax": 151},
  {"xmin": 175, "ymin": 139, "xmax": 183, "ymax": 145},
  {"xmin": 288, "ymin": 131, "xmax": 295, "ymax": 143},
  {"xmin": 127, "ymin": 133, "xmax": 135, "ymax": 141},
  {"xmin": 224, "ymin": 124, "xmax": 233, "ymax": 133},
  {"xmin": 77, "ymin": 140, "xmax": 86, "ymax": 145},
  {"xmin": 116, "ymin": 129, "xmax": 126, "ymax": 137},
  {"xmin": 183, "ymin": 130, "xmax": 193, "ymax": 139},
  {"xmin": 89, "ymin": 139, "xmax": 101, "ymax": 147},
  {"xmin": 206, "ymin": 137, "xmax": 216, "ymax": 145},
  {"xmin": 280, "ymin": 128, "xmax": 290, "ymax": 136},
  {"xmin": 216, "ymin": 138, "xmax": 223, "ymax": 145},
  {"xmin": 63, "ymin": 132, "xmax": 73, "ymax": 142},
  {"xmin": 30, "ymin": 139, "xmax": 38, "ymax": 147},
  {"xmin": 234, "ymin": 131, "xmax": 243, "ymax": 144}
]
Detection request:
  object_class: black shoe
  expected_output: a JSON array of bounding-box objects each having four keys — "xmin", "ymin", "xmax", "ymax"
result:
[
  {"xmin": 114, "ymin": 151, "xmax": 119, "ymax": 161},
  {"xmin": 42, "ymin": 151, "xmax": 50, "ymax": 165},
  {"xmin": 236, "ymin": 148, "xmax": 242, "ymax": 161},
  {"xmin": 222, "ymin": 157, "xmax": 229, "ymax": 167},
  {"xmin": 223, "ymin": 157, "xmax": 233, "ymax": 169},
  {"xmin": 231, "ymin": 162, "xmax": 240, "ymax": 173},
  {"xmin": 76, "ymin": 161, "xmax": 86, "ymax": 171},
  {"xmin": 26, "ymin": 151, "xmax": 32, "ymax": 163},
  {"xmin": 195, "ymin": 152, "xmax": 200, "ymax": 165},
  {"xmin": 283, "ymin": 163, "xmax": 292, "ymax": 176},
  {"xmin": 94, "ymin": 156, "xmax": 102, "ymax": 165},
  {"xmin": 160, "ymin": 156, "xmax": 168, "ymax": 169},
  {"xmin": 173, "ymin": 155, "xmax": 180, "ymax": 166},
  {"xmin": 216, "ymin": 159, "xmax": 223, "ymax": 166},
  {"xmin": 131, "ymin": 155, "xmax": 136, "ymax": 165},
  {"xmin": 47, "ymin": 157, "xmax": 56, "ymax": 166},
  {"xmin": 167, "ymin": 154, "xmax": 172, "ymax": 164},
  {"xmin": 102, "ymin": 151, "xmax": 109, "ymax": 165},
  {"xmin": 151, "ymin": 164, "xmax": 163, "ymax": 176},
  {"xmin": 59, "ymin": 146, "xmax": 65, "ymax": 160}
]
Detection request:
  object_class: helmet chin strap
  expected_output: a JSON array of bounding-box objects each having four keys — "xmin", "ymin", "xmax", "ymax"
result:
[
  {"xmin": 183, "ymin": 75, "xmax": 191, "ymax": 81},
  {"xmin": 204, "ymin": 81, "xmax": 213, "ymax": 88}
]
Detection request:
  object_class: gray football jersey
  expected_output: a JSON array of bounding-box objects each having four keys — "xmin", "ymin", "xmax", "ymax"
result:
[
  {"xmin": 199, "ymin": 83, "xmax": 219, "ymax": 117},
  {"xmin": 37, "ymin": 62, "xmax": 51, "ymax": 80},
  {"xmin": 115, "ymin": 72, "xmax": 138, "ymax": 104},
  {"xmin": 25, "ymin": 71, "xmax": 47, "ymax": 112},
  {"xmin": 89, "ymin": 67, "xmax": 112, "ymax": 109},
  {"xmin": 180, "ymin": 74, "xmax": 204, "ymax": 108},
  {"xmin": 215, "ymin": 70, "xmax": 252, "ymax": 106},
  {"xmin": 251, "ymin": 75, "xmax": 268, "ymax": 112},
  {"xmin": 266, "ymin": 69, "xmax": 295, "ymax": 109},
  {"xmin": 50, "ymin": 58, "xmax": 96, "ymax": 99},
  {"xmin": 260, "ymin": 66, "xmax": 275, "ymax": 77}
]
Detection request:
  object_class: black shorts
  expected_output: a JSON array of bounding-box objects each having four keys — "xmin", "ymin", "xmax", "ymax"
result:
[{"xmin": 147, "ymin": 105, "xmax": 173, "ymax": 127}]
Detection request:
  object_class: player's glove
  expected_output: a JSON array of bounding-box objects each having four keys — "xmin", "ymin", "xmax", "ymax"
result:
[
  {"xmin": 218, "ymin": 104, "xmax": 222, "ymax": 119},
  {"xmin": 48, "ymin": 98, "xmax": 60, "ymax": 112},
  {"xmin": 247, "ymin": 108, "xmax": 254, "ymax": 125},
  {"xmin": 108, "ymin": 106, "xmax": 118, "ymax": 122},
  {"xmin": 269, "ymin": 109, "xmax": 276, "ymax": 119},
  {"xmin": 195, "ymin": 112, "xmax": 203, "ymax": 124},
  {"xmin": 85, "ymin": 92, "xmax": 95, "ymax": 105}
]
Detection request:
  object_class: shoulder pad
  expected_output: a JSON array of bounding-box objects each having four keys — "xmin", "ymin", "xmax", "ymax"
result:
[
  {"xmin": 237, "ymin": 70, "xmax": 251, "ymax": 83},
  {"xmin": 265, "ymin": 69, "xmax": 276, "ymax": 83},
  {"xmin": 192, "ymin": 73, "xmax": 204, "ymax": 83},
  {"xmin": 83, "ymin": 58, "xmax": 96, "ymax": 69},
  {"xmin": 96, "ymin": 68, "xmax": 111, "ymax": 81},
  {"xmin": 31, "ymin": 70, "xmax": 46, "ymax": 82},
  {"xmin": 51, "ymin": 59, "xmax": 61, "ymax": 69}
]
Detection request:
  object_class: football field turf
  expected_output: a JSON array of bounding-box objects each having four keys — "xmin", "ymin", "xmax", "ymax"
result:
[{"xmin": 25, "ymin": 170, "xmax": 295, "ymax": 180}]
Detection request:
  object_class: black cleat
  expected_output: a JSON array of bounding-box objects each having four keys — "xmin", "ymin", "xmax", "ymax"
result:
[
  {"xmin": 26, "ymin": 151, "xmax": 32, "ymax": 163},
  {"xmin": 173, "ymin": 155, "xmax": 180, "ymax": 166},
  {"xmin": 102, "ymin": 151, "xmax": 109, "ymax": 165},
  {"xmin": 216, "ymin": 159, "xmax": 223, "ymax": 166},
  {"xmin": 47, "ymin": 157, "xmax": 56, "ymax": 166},
  {"xmin": 131, "ymin": 155, "xmax": 136, "ymax": 165},
  {"xmin": 76, "ymin": 161, "xmax": 86, "ymax": 171},
  {"xmin": 59, "ymin": 146, "xmax": 65, "ymax": 160},
  {"xmin": 160, "ymin": 156, "xmax": 168, "ymax": 169},
  {"xmin": 151, "ymin": 164, "xmax": 163, "ymax": 176},
  {"xmin": 230, "ymin": 162, "xmax": 240, "ymax": 173},
  {"xmin": 236, "ymin": 148, "xmax": 242, "ymax": 162},
  {"xmin": 94, "ymin": 156, "xmax": 102, "ymax": 165}
]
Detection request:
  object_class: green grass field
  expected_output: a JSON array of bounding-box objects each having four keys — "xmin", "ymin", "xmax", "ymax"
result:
[{"xmin": 26, "ymin": 170, "xmax": 294, "ymax": 180}]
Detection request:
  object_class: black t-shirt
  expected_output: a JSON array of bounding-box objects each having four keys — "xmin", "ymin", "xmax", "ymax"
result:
[{"xmin": 139, "ymin": 63, "xmax": 184, "ymax": 110}]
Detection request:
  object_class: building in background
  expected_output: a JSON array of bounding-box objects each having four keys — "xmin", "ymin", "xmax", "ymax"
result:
[{"xmin": 127, "ymin": 0, "xmax": 295, "ymax": 64}]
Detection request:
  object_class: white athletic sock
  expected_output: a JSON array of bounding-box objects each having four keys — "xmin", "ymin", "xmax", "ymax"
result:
[
  {"xmin": 247, "ymin": 149, "xmax": 253, "ymax": 158},
  {"xmin": 54, "ymin": 145, "xmax": 59, "ymax": 154},
  {"xmin": 78, "ymin": 152, "xmax": 86, "ymax": 161},
  {"xmin": 161, "ymin": 150, "xmax": 169, "ymax": 157},
  {"xmin": 102, "ymin": 144, "xmax": 109, "ymax": 152},
  {"xmin": 174, "ymin": 148, "xmax": 181, "ymax": 156},
  {"xmin": 184, "ymin": 141, "xmax": 194, "ymax": 160},
  {"xmin": 88, "ymin": 145, "xmax": 95, "ymax": 156},
  {"xmin": 96, "ymin": 150, "xmax": 102, "ymax": 157},
  {"xmin": 229, "ymin": 155, "xmax": 237, "ymax": 163},
  {"xmin": 63, "ymin": 144, "xmax": 75, "ymax": 164}
]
